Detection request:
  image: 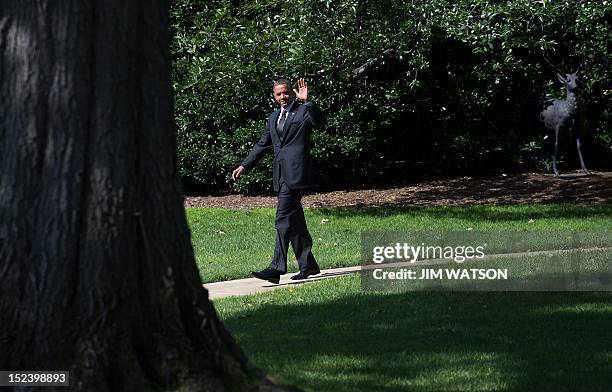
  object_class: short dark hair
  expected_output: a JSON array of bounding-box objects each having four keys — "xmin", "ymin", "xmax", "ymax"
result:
[{"xmin": 272, "ymin": 78, "xmax": 293, "ymax": 91}]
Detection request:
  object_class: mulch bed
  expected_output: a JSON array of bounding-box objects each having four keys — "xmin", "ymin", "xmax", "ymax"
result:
[{"xmin": 185, "ymin": 171, "xmax": 612, "ymax": 209}]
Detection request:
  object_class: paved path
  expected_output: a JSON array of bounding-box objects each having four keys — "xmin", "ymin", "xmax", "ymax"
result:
[
  {"xmin": 204, "ymin": 259, "xmax": 455, "ymax": 299},
  {"xmin": 204, "ymin": 265, "xmax": 360, "ymax": 299},
  {"xmin": 203, "ymin": 247, "xmax": 612, "ymax": 299}
]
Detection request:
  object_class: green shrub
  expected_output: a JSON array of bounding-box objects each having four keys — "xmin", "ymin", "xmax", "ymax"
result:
[{"xmin": 171, "ymin": 0, "xmax": 611, "ymax": 192}]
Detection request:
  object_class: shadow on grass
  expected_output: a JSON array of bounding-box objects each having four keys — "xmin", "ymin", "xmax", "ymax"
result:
[
  {"xmin": 222, "ymin": 290, "xmax": 612, "ymax": 391},
  {"xmin": 315, "ymin": 204, "xmax": 612, "ymax": 223}
]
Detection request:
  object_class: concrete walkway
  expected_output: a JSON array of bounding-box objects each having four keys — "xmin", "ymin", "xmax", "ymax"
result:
[
  {"xmin": 204, "ymin": 256, "xmax": 476, "ymax": 299},
  {"xmin": 204, "ymin": 265, "xmax": 360, "ymax": 299},
  {"xmin": 203, "ymin": 247, "xmax": 611, "ymax": 299}
]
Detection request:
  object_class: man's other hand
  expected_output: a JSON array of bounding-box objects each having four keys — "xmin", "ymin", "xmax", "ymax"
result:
[{"xmin": 232, "ymin": 166, "xmax": 245, "ymax": 181}]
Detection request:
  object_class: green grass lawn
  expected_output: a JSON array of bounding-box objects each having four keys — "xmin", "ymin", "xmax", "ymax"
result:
[
  {"xmin": 213, "ymin": 275, "xmax": 612, "ymax": 392},
  {"xmin": 187, "ymin": 204, "xmax": 612, "ymax": 283}
]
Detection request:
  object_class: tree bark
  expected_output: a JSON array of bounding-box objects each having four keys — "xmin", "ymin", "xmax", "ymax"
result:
[{"xmin": 0, "ymin": 1, "xmax": 261, "ymax": 390}]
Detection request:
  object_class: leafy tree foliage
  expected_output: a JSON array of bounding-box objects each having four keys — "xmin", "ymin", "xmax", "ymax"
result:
[{"xmin": 171, "ymin": 0, "xmax": 611, "ymax": 191}]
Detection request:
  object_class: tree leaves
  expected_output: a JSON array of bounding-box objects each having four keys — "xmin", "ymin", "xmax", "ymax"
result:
[{"xmin": 171, "ymin": 0, "xmax": 611, "ymax": 191}]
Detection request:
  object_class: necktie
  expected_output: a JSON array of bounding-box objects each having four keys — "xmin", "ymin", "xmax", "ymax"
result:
[{"xmin": 277, "ymin": 110, "xmax": 287, "ymax": 134}]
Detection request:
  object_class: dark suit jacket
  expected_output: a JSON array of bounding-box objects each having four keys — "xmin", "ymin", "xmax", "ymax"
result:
[{"xmin": 241, "ymin": 101, "xmax": 324, "ymax": 191}]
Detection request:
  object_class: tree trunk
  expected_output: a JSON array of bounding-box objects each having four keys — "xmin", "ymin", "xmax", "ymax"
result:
[{"xmin": 0, "ymin": 1, "xmax": 263, "ymax": 390}]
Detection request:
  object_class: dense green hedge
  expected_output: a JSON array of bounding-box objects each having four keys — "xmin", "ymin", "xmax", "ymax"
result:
[{"xmin": 171, "ymin": 0, "xmax": 611, "ymax": 192}]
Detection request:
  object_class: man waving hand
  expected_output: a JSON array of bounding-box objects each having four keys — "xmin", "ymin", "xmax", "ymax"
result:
[{"xmin": 232, "ymin": 78, "xmax": 324, "ymax": 284}]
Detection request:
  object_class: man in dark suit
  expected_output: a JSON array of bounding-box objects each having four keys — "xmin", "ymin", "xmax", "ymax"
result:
[{"xmin": 231, "ymin": 78, "xmax": 323, "ymax": 284}]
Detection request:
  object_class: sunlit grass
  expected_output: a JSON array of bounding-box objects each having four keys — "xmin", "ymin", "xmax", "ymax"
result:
[{"xmin": 187, "ymin": 204, "xmax": 612, "ymax": 283}]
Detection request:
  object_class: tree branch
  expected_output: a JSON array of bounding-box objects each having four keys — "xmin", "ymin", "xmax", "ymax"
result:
[{"xmin": 351, "ymin": 48, "xmax": 396, "ymax": 79}]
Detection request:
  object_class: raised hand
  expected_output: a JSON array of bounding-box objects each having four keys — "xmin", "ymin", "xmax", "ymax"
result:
[{"xmin": 293, "ymin": 78, "xmax": 309, "ymax": 102}]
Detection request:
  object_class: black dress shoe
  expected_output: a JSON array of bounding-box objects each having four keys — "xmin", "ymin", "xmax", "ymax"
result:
[
  {"xmin": 251, "ymin": 268, "xmax": 283, "ymax": 284},
  {"xmin": 291, "ymin": 266, "xmax": 321, "ymax": 280}
]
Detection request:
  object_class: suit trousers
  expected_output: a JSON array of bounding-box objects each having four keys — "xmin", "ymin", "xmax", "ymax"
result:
[{"xmin": 268, "ymin": 182, "xmax": 318, "ymax": 273}]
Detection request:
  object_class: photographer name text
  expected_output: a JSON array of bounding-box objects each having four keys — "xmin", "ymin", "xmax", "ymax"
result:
[{"xmin": 372, "ymin": 268, "xmax": 508, "ymax": 280}]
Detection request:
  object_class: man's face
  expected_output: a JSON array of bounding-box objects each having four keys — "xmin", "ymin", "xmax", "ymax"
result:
[{"xmin": 273, "ymin": 83, "xmax": 294, "ymax": 109}]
